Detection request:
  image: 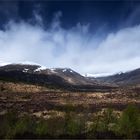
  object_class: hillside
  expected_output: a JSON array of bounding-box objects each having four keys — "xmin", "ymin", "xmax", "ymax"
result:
[
  {"xmin": 0, "ymin": 64, "xmax": 115, "ymax": 92},
  {"xmin": 95, "ymin": 68, "xmax": 140, "ymax": 86}
]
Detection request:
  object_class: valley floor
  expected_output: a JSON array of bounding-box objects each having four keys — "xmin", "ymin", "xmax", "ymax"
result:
[
  {"xmin": 0, "ymin": 88, "xmax": 140, "ymax": 114},
  {"xmin": 0, "ymin": 81, "xmax": 140, "ymax": 139}
]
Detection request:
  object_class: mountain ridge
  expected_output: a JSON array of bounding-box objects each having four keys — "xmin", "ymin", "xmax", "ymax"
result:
[
  {"xmin": 95, "ymin": 68, "xmax": 140, "ymax": 86},
  {"xmin": 1, "ymin": 63, "xmax": 140, "ymax": 90},
  {"xmin": 0, "ymin": 64, "xmax": 115, "ymax": 92}
]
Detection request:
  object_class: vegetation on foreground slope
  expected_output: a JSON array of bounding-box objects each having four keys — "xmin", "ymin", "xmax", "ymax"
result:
[{"xmin": 0, "ymin": 104, "xmax": 139, "ymax": 139}]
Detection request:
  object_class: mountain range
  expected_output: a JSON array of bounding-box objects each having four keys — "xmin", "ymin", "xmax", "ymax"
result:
[{"xmin": 0, "ymin": 64, "xmax": 140, "ymax": 91}]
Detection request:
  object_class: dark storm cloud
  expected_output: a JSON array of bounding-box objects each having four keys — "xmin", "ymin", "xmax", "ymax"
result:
[
  {"xmin": 1, "ymin": 0, "xmax": 140, "ymax": 31},
  {"xmin": 0, "ymin": 1, "xmax": 18, "ymax": 28}
]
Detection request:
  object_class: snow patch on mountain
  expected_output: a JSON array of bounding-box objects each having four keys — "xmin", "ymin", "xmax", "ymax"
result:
[
  {"xmin": 23, "ymin": 68, "xmax": 29, "ymax": 73},
  {"xmin": 34, "ymin": 66, "xmax": 46, "ymax": 72},
  {"xmin": 70, "ymin": 70, "xmax": 73, "ymax": 73},
  {"xmin": 50, "ymin": 68, "xmax": 57, "ymax": 74},
  {"xmin": 84, "ymin": 73, "xmax": 114, "ymax": 78},
  {"xmin": 62, "ymin": 69, "xmax": 74, "ymax": 73},
  {"xmin": 62, "ymin": 69, "xmax": 67, "ymax": 72}
]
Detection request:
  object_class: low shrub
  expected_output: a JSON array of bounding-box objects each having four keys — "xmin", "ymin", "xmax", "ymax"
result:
[
  {"xmin": 117, "ymin": 104, "xmax": 140, "ymax": 138},
  {"xmin": 0, "ymin": 104, "xmax": 139, "ymax": 139}
]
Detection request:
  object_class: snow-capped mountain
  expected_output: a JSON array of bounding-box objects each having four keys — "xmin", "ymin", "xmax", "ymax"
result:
[
  {"xmin": 0, "ymin": 63, "xmax": 115, "ymax": 91},
  {"xmin": 1, "ymin": 63, "xmax": 140, "ymax": 87}
]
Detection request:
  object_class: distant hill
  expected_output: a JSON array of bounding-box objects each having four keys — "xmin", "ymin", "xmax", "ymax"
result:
[{"xmin": 95, "ymin": 68, "xmax": 140, "ymax": 86}]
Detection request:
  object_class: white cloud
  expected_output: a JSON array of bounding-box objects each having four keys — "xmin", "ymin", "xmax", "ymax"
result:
[{"xmin": 0, "ymin": 13, "xmax": 140, "ymax": 75}]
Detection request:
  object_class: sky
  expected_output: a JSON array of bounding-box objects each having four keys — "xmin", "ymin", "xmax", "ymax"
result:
[{"xmin": 0, "ymin": 0, "xmax": 140, "ymax": 76}]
